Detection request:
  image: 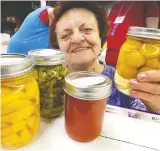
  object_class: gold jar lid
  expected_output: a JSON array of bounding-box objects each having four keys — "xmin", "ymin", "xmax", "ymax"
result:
[
  {"xmin": 28, "ymin": 49, "xmax": 66, "ymax": 66},
  {"xmin": 64, "ymin": 71, "xmax": 112, "ymax": 100},
  {"xmin": 0, "ymin": 54, "xmax": 33, "ymax": 79},
  {"xmin": 127, "ymin": 26, "xmax": 160, "ymax": 40}
]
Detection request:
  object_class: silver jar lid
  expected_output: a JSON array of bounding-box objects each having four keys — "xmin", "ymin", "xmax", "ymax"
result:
[
  {"xmin": 127, "ymin": 26, "xmax": 160, "ymax": 40},
  {"xmin": 0, "ymin": 54, "xmax": 33, "ymax": 79},
  {"xmin": 28, "ymin": 49, "xmax": 66, "ymax": 65},
  {"xmin": 64, "ymin": 71, "xmax": 112, "ymax": 100}
]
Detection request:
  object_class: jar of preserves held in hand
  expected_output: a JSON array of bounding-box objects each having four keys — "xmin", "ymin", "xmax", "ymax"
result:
[
  {"xmin": 1, "ymin": 54, "xmax": 40, "ymax": 149},
  {"xmin": 28, "ymin": 49, "xmax": 68, "ymax": 121},
  {"xmin": 115, "ymin": 27, "xmax": 160, "ymax": 95},
  {"xmin": 64, "ymin": 71, "xmax": 112, "ymax": 142}
]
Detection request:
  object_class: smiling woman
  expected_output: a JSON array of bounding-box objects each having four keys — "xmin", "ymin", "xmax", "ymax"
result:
[
  {"xmin": 56, "ymin": 8, "xmax": 102, "ymax": 72},
  {"xmin": 50, "ymin": 2, "xmax": 108, "ymax": 73}
]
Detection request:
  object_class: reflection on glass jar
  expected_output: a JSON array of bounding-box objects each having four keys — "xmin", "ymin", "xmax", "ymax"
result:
[
  {"xmin": 115, "ymin": 27, "xmax": 160, "ymax": 95},
  {"xmin": 28, "ymin": 49, "xmax": 68, "ymax": 121},
  {"xmin": 64, "ymin": 72, "xmax": 112, "ymax": 142},
  {"xmin": 1, "ymin": 54, "xmax": 40, "ymax": 149}
]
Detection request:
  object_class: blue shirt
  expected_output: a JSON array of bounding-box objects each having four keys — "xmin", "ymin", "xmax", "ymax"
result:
[
  {"xmin": 7, "ymin": 7, "xmax": 51, "ymax": 54},
  {"xmin": 102, "ymin": 65, "xmax": 147, "ymax": 111}
]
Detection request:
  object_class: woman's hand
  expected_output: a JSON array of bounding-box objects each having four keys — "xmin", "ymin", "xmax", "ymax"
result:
[{"xmin": 129, "ymin": 70, "xmax": 160, "ymax": 114}]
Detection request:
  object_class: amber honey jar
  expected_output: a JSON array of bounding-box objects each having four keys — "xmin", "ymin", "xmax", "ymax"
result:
[{"xmin": 64, "ymin": 71, "xmax": 112, "ymax": 142}]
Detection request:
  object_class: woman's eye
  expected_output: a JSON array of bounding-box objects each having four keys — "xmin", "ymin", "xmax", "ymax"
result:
[
  {"xmin": 61, "ymin": 34, "xmax": 71, "ymax": 40},
  {"xmin": 83, "ymin": 28, "xmax": 93, "ymax": 32}
]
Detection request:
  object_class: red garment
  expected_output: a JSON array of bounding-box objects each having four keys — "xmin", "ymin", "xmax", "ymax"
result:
[
  {"xmin": 40, "ymin": 9, "xmax": 49, "ymax": 25},
  {"xmin": 105, "ymin": 1, "xmax": 159, "ymax": 66}
]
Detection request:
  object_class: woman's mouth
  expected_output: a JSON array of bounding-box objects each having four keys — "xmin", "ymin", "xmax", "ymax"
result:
[{"xmin": 71, "ymin": 47, "xmax": 90, "ymax": 53}]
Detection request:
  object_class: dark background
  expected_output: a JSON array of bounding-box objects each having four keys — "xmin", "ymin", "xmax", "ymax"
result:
[{"xmin": 1, "ymin": 1, "xmax": 160, "ymax": 35}]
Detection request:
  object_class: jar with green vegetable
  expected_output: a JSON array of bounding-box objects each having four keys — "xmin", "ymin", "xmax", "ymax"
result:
[{"xmin": 28, "ymin": 49, "xmax": 68, "ymax": 120}]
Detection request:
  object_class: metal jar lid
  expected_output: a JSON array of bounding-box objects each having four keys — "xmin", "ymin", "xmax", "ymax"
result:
[
  {"xmin": 0, "ymin": 54, "xmax": 33, "ymax": 79},
  {"xmin": 28, "ymin": 49, "xmax": 66, "ymax": 65},
  {"xmin": 127, "ymin": 26, "xmax": 160, "ymax": 40},
  {"xmin": 64, "ymin": 71, "xmax": 112, "ymax": 100}
]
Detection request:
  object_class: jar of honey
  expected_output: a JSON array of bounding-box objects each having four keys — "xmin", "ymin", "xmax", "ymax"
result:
[
  {"xmin": 28, "ymin": 49, "xmax": 68, "ymax": 120},
  {"xmin": 115, "ymin": 27, "xmax": 160, "ymax": 95},
  {"xmin": 64, "ymin": 71, "xmax": 112, "ymax": 142},
  {"xmin": 1, "ymin": 54, "xmax": 40, "ymax": 149}
]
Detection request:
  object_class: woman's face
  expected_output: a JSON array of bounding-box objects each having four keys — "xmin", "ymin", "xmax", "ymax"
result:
[{"xmin": 56, "ymin": 8, "xmax": 101, "ymax": 67}]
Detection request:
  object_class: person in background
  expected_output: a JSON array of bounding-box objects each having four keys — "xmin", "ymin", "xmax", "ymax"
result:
[
  {"xmin": 7, "ymin": 5, "xmax": 55, "ymax": 54},
  {"xmin": 105, "ymin": 1, "xmax": 159, "ymax": 67},
  {"xmin": 49, "ymin": 1, "xmax": 160, "ymax": 114}
]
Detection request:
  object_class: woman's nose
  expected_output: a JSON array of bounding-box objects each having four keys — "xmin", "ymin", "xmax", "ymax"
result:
[{"xmin": 71, "ymin": 32, "xmax": 85, "ymax": 44}]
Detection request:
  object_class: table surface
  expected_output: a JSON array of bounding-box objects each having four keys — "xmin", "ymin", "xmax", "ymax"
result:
[{"xmin": 2, "ymin": 108, "xmax": 160, "ymax": 151}]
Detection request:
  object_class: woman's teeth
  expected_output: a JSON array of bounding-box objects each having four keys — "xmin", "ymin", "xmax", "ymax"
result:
[{"xmin": 72, "ymin": 47, "xmax": 89, "ymax": 53}]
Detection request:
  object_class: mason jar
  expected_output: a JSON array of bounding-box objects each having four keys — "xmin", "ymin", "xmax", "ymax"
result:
[
  {"xmin": 1, "ymin": 54, "xmax": 40, "ymax": 149},
  {"xmin": 64, "ymin": 71, "xmax": 112, "ymax": 142},
  {"xmin": 28, "ymin": 49, "xmax": 68, "ymax": 120},
  {"xmin": 115, "ymin": 27, "xmax": 160, "ymax": 95}
]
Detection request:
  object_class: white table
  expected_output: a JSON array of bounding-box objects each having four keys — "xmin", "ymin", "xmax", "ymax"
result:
[{"xmin": 2, "ymin": 107, "xmax": 160, "ymax": 151}]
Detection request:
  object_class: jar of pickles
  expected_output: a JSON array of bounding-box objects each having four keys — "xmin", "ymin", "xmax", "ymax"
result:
[
  {"xmin": 115, "ymin": 27, "xmax": 160, "ymax": 95},
  {"xmin": 1, "ymin": 54, "xmax": 40, "ymax": 149},
  {"xmin": 28, "ymin": 49, "xmax": 68, "ymax": 120},
  {"xmin": 64, "ymin": 72, "xmax": 112, "ymax": 142}
]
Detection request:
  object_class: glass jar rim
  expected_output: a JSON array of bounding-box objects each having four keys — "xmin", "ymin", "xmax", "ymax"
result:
[
  {"xmin": 28, "ymin": 49, "xmax": 66, "ymax": 66},
  {"xmin": 1, "ymin": 54, "xmax": 33, "ymax": 79},
  {"xmin": 127, "ymin": 26, "xmax": 160, "ymax": 40},
  {"xmin": 64, "ymin": 71, "xmax": 112, "ymax": 100}
]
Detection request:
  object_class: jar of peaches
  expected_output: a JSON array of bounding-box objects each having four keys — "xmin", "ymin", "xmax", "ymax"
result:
[
  {"xmin": 1, "ymin": 54, "xmax": 40, "ymax": 149},
  {"xmin": 115, "ymin": 27, "xmax": 160, "ymax": 95}
]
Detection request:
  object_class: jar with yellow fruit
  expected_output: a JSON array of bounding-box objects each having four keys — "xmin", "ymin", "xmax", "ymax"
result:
[
  {"xmin": 1, "ymin": 54, "xmax": 40, "ymax": 149},
  {"xmin": 115, "ymin": 27, "xmax": 160, "ymax": 95},
  {"xmin": 28, "ymin": 49, "xmax": 68, "ymax": 121}
]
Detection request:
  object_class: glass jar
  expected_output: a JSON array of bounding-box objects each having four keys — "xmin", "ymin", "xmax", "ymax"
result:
[
  {"xmin": 115, "ymin": 27, "xmax": 160, "ymax": 95},
  {"xmin": 1, "ymin": 54, "xmax": 40, "ymax": 149},
  {"xmin": 64, "ymin": 72, "xmax": 112, "ymax": 142},
  {"xmin": 28, "ymin": 49, "xmax": 68, "ymax": 120}
]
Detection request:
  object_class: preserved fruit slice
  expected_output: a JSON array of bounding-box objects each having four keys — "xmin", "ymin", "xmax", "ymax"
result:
[
  {"xmin": 140, "ymin": 44, "xmax": 160, "ymax": 58},
  {"xmin": 117, "ymin": 63, "xmax": 138, "ymax": 79},
  {"xmin": 121, "ymin": 39, "xmax": 142, "ymax": 50},
  {"xmin": 138, "ymin": 66, "xmax": 152, "ymax": 73},
  {"xmin": 125, "ymin": 51, "xmax": 145, "ymax": 68},
  {"xmin": 145, "ymin": 58, "xmax": 160, "ymax": 69}
]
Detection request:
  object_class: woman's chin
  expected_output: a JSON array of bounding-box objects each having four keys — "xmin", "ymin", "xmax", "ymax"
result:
[{"xmin": 70, "ymin": 58, "xmax": 93, "ymax": 67}]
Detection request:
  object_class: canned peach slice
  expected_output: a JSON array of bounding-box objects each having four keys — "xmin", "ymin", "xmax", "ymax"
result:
[
  {"xmin": 20, "ymin": 126, "xmax": 33, "ymax": 145},
  {"xmin": 145, "ymin": 58, "xmax": 160, "ymax": 69},
  {"xmin": 138, "ymin": 66, "xmax": 152, "ymax": 73},
  {"xmin": 27, "ymin": 114, "xmax": 40, "ymax": 133},
  {"xmin": 140, "ymin": 44, "xmax": 160, "ymax": 58},
  {"xmin": 1, "ymin": 122, "xmax": 11, "ymax": 129},
  {"xmin": 1, "ymin": 120, "xmax": 26, "ymax": 137},
  {"xmin": 2, "ymin": 77, "xmax": 28, "ymax": 87},
  {"xmin": 117, "ymin": 63, "xmax": 138, "ymax": 79},
  {"xmin": 125, "ymin": 51, "xmax": 145, "ymax": 68},
  {"xmin": 1, "ymin": 134, "xmax": 21, "ymax": 149},
  {"xmin": 2, "ymin": 106, "xmax": 35, "ymax": 123},
  {"xmin": 117, "ymin": 49, "xmax": 126, "ymax": 64},
  {"xmin": 2, "ymin": 99, "xmax": 33, "ymax": 116},
  {"xmin": 26, "ymin": 78, "xmax": 39, "ymax": 101},
  {"xmin": 121, "ymin": 39, "xmax": 142, "ymax": 51}
]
